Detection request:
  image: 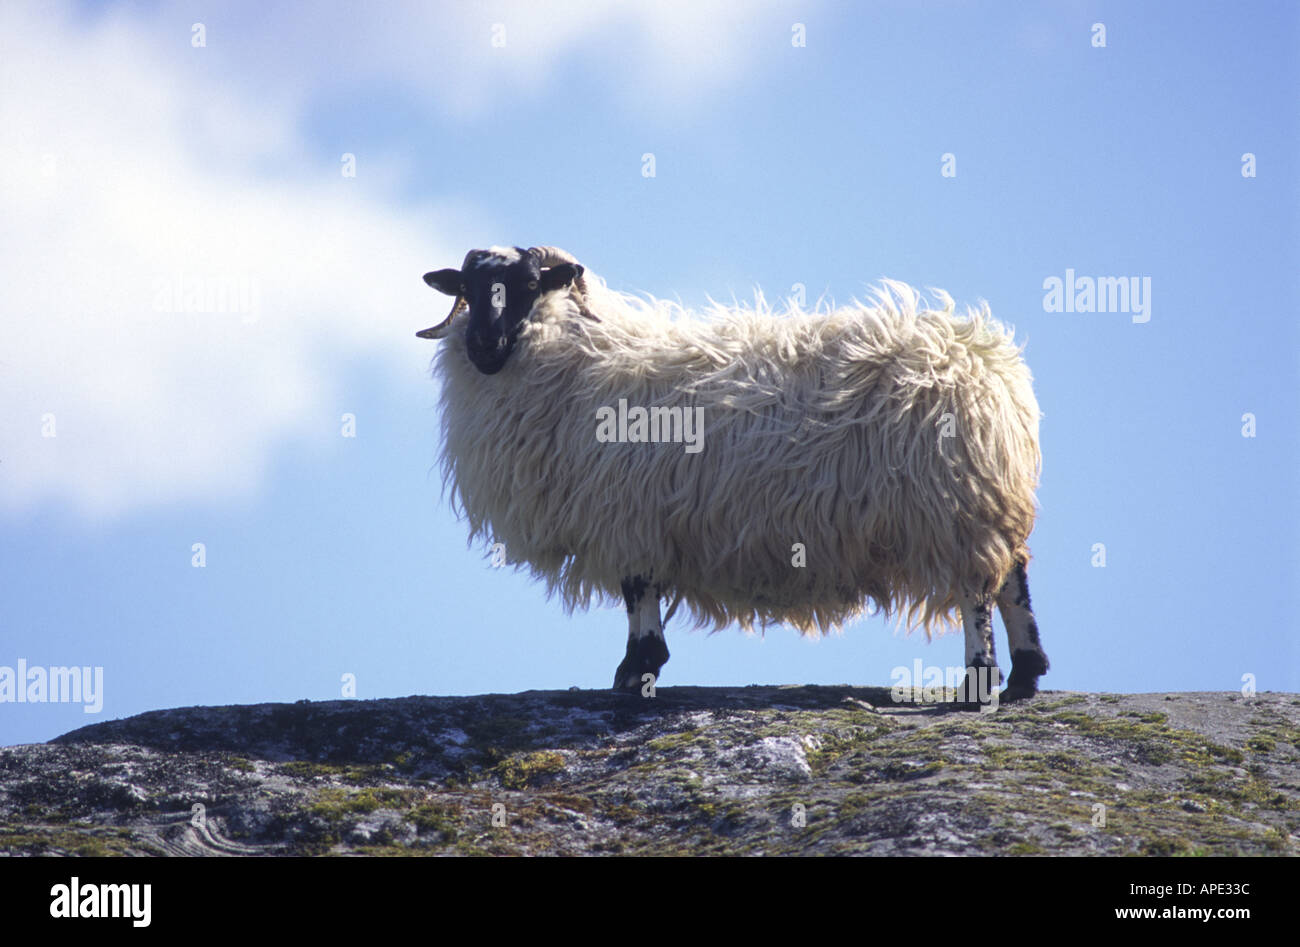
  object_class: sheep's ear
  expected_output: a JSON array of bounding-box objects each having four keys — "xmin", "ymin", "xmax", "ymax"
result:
[
  {"xmin": 540, "ymin": 263, "xmax": 583, "ymax": 292},
  {"xmin": 423, "ymin": 269, "xmax": 462, "ymax": 295}
]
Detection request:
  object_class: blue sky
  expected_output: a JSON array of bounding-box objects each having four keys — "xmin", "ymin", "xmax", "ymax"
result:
[{"xmin": 2, "ymin": 1, "xmax": 1297, "ymax": 745}]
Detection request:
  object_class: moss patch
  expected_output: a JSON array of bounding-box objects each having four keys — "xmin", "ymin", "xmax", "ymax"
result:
[{"xmin": 495, "ymin": 751, "xmax": 567, "ymax": 790}]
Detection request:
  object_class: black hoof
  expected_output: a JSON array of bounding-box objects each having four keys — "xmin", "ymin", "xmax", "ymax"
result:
[
  {"xmin": 1004, "ymin": 648, "xmax": 1049, "ymax": 702},
  {"xmin": 612, "ymin": 636, "xmax": 669, "ymax": 691},
  {"xmin": 1000, "ymin": 683, "xmax": 1038, "ymax": 703}
]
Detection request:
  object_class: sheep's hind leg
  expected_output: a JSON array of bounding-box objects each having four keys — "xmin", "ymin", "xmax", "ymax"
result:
[
  {"xmin": 613, "ymin": 576, "xmax": 670, "ymax": 691},
  {"xmin": 955, "ymin": 590, "xmax": 1001, "ymax": 709},
  {"xmin": 996, "ymin": 559, "xmax": 1049, "ymax": 701}
]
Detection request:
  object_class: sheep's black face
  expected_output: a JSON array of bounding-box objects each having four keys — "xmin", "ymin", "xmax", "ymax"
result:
[{"xmin": 423, "ymin": 246, "xmax": 584, "ymax": 375}]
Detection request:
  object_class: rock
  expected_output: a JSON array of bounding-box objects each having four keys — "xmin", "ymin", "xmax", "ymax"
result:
[{"xmin": 1, "ymin": 687, "xmax": 1297, "ymax": 856}]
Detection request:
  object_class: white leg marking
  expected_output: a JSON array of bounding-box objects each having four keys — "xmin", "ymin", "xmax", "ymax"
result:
[
  {"xmin": 959, "ymin": 592, "xmax": 996, "ymax": 668},
  {"xmin": 637, "ymin": 591, "xmax": 663, "ymax": 645}
]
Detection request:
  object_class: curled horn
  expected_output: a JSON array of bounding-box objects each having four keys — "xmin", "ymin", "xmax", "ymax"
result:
[
  {"xmin": 416, "ymin": 249, "xmax": 477, "ymax": 339},
  {"xmin": 528, "ymin": 246, "xmax": 599, "ymax": 322},
  {"xmin": 415, "ymin": 297, "xmax": 463, "ymax": 339}
]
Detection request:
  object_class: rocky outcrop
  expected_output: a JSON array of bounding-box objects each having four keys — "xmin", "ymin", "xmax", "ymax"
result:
[{"xmin": 2, "ymin": 687, "xmax": 1297, "ymax": 856}]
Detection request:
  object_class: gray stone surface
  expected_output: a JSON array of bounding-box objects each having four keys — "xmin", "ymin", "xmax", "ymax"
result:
[{"xmin": 2, "ymin": 687, "xmax": 1298, "ymax": 856}]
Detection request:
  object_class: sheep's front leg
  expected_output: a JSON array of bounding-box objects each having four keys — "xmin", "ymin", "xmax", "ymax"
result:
[
  {"xmin": 613, "ymin": 575, "xmax": 670, "ymax": 691},
  {"xmin": 956, "ymin": 591, "xmax": 1001, "ymax": 708},
  {"xmin": 996, "ymin": 560, "xmax": 1049, "ymax": 701}
]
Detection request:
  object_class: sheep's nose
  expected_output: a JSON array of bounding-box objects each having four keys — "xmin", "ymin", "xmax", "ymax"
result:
[{"xmin": 467, "ymin": 331, "xmax": 505, "ymax": 353}]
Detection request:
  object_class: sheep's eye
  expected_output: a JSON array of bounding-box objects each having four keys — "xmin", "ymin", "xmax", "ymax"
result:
[{"xmin": 527, "ymin": 280, "xmax": 539, "ymax": 290}]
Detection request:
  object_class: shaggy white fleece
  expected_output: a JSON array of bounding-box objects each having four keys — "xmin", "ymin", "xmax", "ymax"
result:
[{"xmin": 433, "ymin": 275, "xmax": 1040, "ymax": 638}]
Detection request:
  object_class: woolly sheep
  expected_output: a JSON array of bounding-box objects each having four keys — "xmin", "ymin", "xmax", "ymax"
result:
[{"xmin": 417, "ymin": 245, "xmax": 1049, "ymax": 706}]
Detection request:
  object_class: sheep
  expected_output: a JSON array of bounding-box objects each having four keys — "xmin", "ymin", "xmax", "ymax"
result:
[{"xmin": 417, "ymin": 245, "xmax": 1049, "ymax": 706}]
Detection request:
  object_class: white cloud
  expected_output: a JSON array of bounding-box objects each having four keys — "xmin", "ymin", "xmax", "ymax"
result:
[
  {"xmin": 0, "ymin": 4, "xmax": 458, "ymax": 518},
  {"xmin": 0, "ymin": 1, "xmax": 795, "ymax": 518},
  {"xmin": 87, "ymin": 1, "xmax": 800, "ymax": 118}
]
